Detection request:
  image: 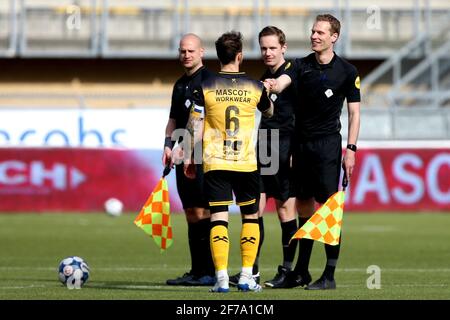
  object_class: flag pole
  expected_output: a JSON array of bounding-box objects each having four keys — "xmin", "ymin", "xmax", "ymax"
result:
[
  {"xmin": 342, "ymin": 170, "xmax": 348, "ymax": 191},
  {"xmin": 163, "ymin": 164, "xmax": 171, "ymax": 178}
]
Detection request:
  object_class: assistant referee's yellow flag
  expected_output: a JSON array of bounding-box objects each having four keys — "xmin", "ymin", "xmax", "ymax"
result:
[
  {"xmin": 134, "ymin": 167, "xmax": 173, "ymax": 253},
  {"xmin": 291, "ymin": 191, "xmax": 345, "ymax": 246}
]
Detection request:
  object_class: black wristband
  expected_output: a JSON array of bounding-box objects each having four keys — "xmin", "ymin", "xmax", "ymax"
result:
[
  {"xmin": 347, "ymin": 144, "xmax": 357, "ymax": 152},
  {"xmin": 164, "ymin": 136, "xmax": 175, "ymax": 149}
]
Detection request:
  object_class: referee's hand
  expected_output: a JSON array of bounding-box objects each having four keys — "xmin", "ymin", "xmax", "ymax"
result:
[
  {"xmin": 162, "ymin": 147, "xmax": 172, "ymax": 167},
  {"xmin": 263, "ymin": 78, "xmax": 276, "ymax": 92},
  {"xmin": 183, "ymin": 163, "xmax": 196, "ymax": 179},
  {"xmin": 343, "ymin": 149, "xmax": 356, "ymax": 182},
  {"xmin": 171, "ymin": 145, "xmax": 184, "ymax": 167}
]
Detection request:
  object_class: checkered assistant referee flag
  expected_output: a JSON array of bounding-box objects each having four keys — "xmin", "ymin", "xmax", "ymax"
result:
[
  {"xmin": 291, "ymin": 176, "xmax": 348, "ymax": 246},
  {"xmin": 134, "ymin": 166, "xmax": 173, "ymax": 253}
]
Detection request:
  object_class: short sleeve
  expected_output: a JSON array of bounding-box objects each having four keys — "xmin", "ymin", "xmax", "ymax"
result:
[
  {"xmin": 346, "ymin": 67, "xmax": 361, "ymax": 103},
  {"xmin": 192, "ymin": 86, "xmax": 204, "ymax": 107},
  {"xmin": 168, "ymin": 84, "xmax": 178, "ymax": 120},
  {"xmin": 190, "ymin": 87, "xmax": 205, "ymax": 119},
  {"xmin": 257, "ymin": 86, "xmax": 270, "ymax": 113},
  {"xmin": 281, "ymin": 59, "xmax": 300, "ymax": 82}
]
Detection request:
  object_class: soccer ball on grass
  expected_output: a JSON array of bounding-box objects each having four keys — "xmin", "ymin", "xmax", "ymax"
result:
[
  {"xmin": 58, "ymin": 256, "xmax": 90, "ymax": 289},
  {"xmin": 104, "ymin": 197, "xmax": 124, "ymax": 217}
]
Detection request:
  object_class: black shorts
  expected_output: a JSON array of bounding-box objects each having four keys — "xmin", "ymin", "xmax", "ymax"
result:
[
  {"xmin": 204, "ymin": 170, "xmax": 260, "ymax": 214},
  {"xmin": 175, "ymin": 164, "xmax": 208, "ymax": 210},
  {"xmin": 293, "ymin": 134, "xmax": 342, "ymax": 204},
  {"xmin": 257, "ymin": 132, "xmax": 296, "ymax": 202}
]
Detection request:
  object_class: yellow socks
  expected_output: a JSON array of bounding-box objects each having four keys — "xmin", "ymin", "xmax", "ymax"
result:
[
  {"xmin": 210, "ymin": 221, "xmax": 229, "ymax": 271},
  {"xmin": 241, "ymin": 219, "xmax": 260, "ymax": 268}
]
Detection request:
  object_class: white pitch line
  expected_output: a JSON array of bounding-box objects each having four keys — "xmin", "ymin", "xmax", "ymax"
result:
[
  {"xmin": 0, "ymin": 283, "xmax": 447, "ymax": 290},
  {"xmin": 0, "ymin": 284, "xmax": 47, "ymax": 290},
  {"xmin": 339, "ymin": 268, "xmax": 450, "ymax": 273},
  {"xmin": 1, "ymin": 266, "xmax": 450, "ymax": 273},
  {"xmin": 333, "ymin": 284, "xmax": 449, "ymax": 288},
  {"xmin": 0, "ymin": 266, "xmax": 450, "ymax": 273}
]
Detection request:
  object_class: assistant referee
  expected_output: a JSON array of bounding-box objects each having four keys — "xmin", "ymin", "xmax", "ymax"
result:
[{"xmin": 162, "ymin": 33, "xmax": 215, "ymax": 286}]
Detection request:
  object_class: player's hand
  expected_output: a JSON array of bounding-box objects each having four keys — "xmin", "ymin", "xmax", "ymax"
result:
[
  {"xmin": 264, "ymin": 79, "xmax": 277, "ymax": 92},
  {"xmin": 171, "ymin": 145, "xmax": 184, "ymax": 167},
  {"xmin": 162, "ymin": 147, "xmax": 172, "ymax": 166},
  {"xmin": 342, "ymin": 150, "xmax": 356, "ymax": 182},
  {"xmin": 183, "ymin": 162, "xmax": 196, "ymax": 179}
]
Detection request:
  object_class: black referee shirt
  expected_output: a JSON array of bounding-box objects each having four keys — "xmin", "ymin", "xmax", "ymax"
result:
[
  {"xmin": 284, "ymin": 52, "xmax": 360, "ymax": 140},
  {"xmin": 169, "ymin": 66, "xmax": 212, "ymax": 130},
  {"xmin": 259, "ymin": 61, "xmax": 296, "ymax": 136}
]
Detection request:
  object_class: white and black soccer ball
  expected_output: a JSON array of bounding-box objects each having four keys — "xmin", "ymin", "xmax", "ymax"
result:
[
  {"xmin": 104, "ymin": 198, "xmax": 124, "ymax": 217},
  {"xmin": 58, "ymin": 256, "xmax": 90, "ymax": 289}
]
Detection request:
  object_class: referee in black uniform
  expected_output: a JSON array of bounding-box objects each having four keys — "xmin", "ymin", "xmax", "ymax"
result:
[
  {"xmin": 266, "ymin": 14, "xmax": 361, "ymax": 290},
  {"xmin": 162, "ymin": 33, "xmax": 215, "ymax": 286},
  {"xmin": 229, "ymin": 26, "xmax": 299, "ymax": 288}
]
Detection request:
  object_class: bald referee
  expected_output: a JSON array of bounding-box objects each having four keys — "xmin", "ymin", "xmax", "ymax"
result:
[{"xmin": 162, "ymin": 33, "xmax": 215, "ymax": 286}]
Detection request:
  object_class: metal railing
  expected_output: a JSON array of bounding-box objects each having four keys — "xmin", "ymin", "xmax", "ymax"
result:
[{"xmin": 1, "ymin": 0, "xmax": 449, "ymax": 59}]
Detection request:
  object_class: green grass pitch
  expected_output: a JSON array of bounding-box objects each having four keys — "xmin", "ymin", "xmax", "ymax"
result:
[{"xmin": 0, "ymin": 212, "xmax": 449, "ymax": 300}]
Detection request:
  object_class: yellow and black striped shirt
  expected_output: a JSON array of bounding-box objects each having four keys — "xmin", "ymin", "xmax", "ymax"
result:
[{"xmin": 193, "ymin": 71, "xmax": 270, "ymax": 173}]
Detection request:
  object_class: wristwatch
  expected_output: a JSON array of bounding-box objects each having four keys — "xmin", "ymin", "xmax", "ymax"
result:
[{"xmin": 347, "ymin": 144, "xmax": 357, "ymax": 152}]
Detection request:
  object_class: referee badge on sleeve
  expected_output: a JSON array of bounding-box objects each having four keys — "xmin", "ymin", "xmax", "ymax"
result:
[
  {"xmin": 325, "ymin": 89, "xmax": 333, "ymax": 98},
  {"xmin": 270, "ymin": 93, "xmax": 278, "ymax": 102},
  {"xmin": 284, "ymin": 62, "xmax": 291, "ymax": 70},
  {"xmin": 355, "ymin": 76, "xmax": 361, "ymax": 89},
  {"xmin": 191, "ymin": 104, "xmax": 205, "ymax": 118}
]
